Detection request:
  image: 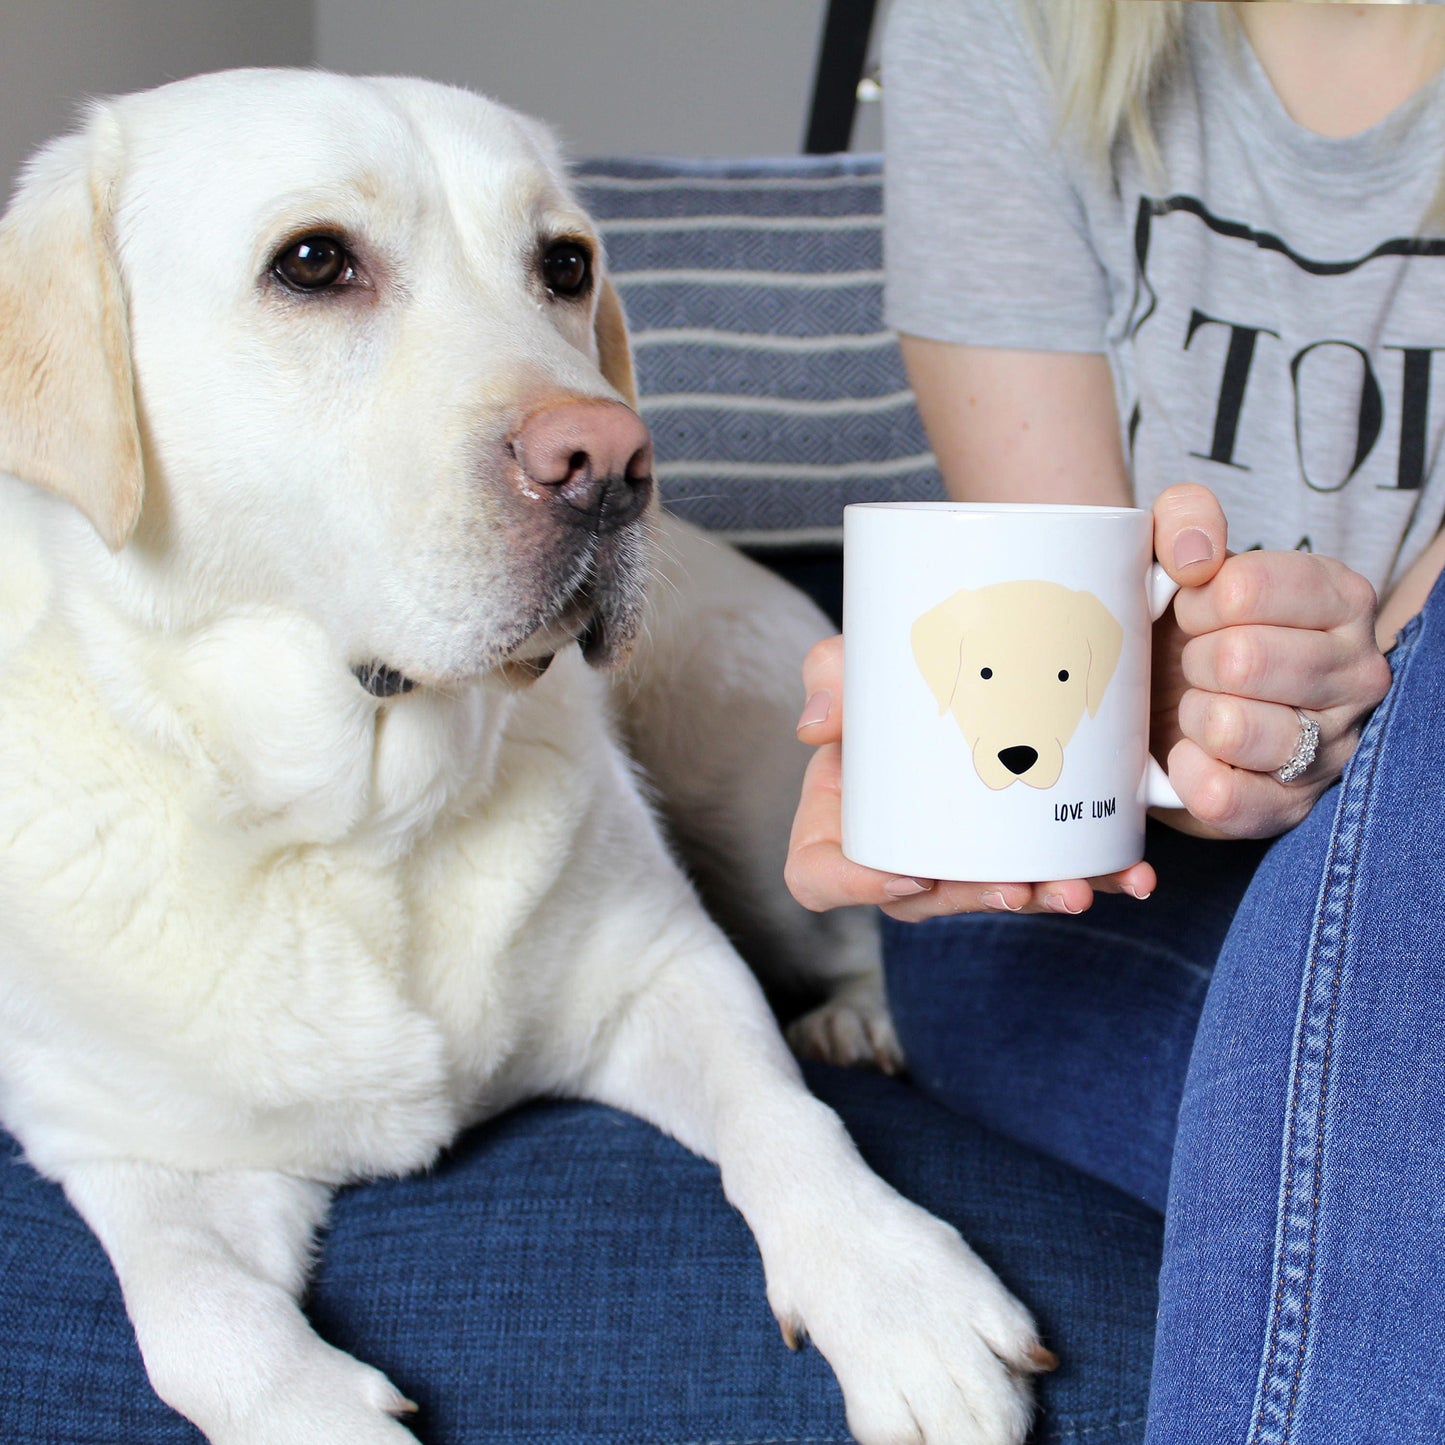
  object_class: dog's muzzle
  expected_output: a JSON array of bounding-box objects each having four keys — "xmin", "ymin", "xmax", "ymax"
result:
[{"xmin": 351, "ymin": 399, "xmax": 656, "ymax": 698}]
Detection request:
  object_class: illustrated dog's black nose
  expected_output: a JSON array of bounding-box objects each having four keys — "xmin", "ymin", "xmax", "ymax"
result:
[{"xmin": 998, "ymin": 746, "xmax": 1038, "ymax": 776}]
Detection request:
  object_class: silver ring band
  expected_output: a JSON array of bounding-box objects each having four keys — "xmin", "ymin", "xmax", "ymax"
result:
[{"xmin": 1276, "ymin": 708, "xmax": 1321, "ymax": 784}]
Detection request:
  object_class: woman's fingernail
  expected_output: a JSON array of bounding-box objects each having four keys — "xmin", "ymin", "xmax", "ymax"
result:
[
  {"xmin": 1174, "ymin": 528, "xmax": 1215, "ymax": 569},
  {"xmin": 797, "ymin": 690, "xmax": 832, "ymax": 730},
  {"xmin": 884, "ymin": 876, "xmax": 933, "ymax": 898},
  {"xmin": 980, "ymin": 890, "xmax": 1021, "ymax": 912},
  {"xmin": 1043, "ymin": 892, "xmax": 1082, "ymax": 915},
  {"xmin": 1125, "ymin": 884, "xmax": 1153, "ymax": 901}
]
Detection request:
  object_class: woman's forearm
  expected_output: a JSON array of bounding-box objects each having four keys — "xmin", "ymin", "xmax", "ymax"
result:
[
  {"xmin": 1377, "ymin": 529, "xmax": 1445, "ymax": 651},
  {"xmin": 898, "ymin": 334, "xmax": 1133, "ymax": 507}
]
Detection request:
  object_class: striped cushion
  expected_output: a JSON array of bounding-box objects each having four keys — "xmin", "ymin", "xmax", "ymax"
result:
[{"xmin": 575, "ymin": 156, "xmax": 945, "ymax": 546}]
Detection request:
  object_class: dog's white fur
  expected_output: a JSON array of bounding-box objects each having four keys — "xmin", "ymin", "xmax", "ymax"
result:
[{"xmin": 0, "ymin": 70, "xmax": 1042, "ymax": 1444}]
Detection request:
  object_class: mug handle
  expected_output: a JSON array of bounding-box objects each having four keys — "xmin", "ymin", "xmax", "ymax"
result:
[{"xmin": 1145, "ymin": 562, "xmax": 1185, "ymax": 811}]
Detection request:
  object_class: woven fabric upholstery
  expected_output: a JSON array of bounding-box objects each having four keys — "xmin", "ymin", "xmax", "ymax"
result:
[
  {"xmin": 1, "ymin": 1065, "xmax": 1159, "ymax": 1445},
  {"xmin": 575, "ymin": 156, "xmax": 945, "ymax": 546}
]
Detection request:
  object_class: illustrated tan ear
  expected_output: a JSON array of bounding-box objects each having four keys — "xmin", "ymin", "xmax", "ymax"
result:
[
  {"xmin": 0, "ymin": 110, "xmax": 143, "ymax": 551},
  {"xmin": 911, "ymin": 590, "xmax": 977, "ymax": 713},
  {"xmin": 593, "ymin": 275, "xmax": 639, "ymax": 409},
  {"xmin": 1079, "ymin": 591, "xmax": 1124, "ymax": 716}
]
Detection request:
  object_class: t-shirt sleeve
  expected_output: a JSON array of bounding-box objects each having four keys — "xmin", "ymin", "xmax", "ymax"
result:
[{"xmin": 882, "ymin": 0, "xmax": 1111, "ymax": 352}]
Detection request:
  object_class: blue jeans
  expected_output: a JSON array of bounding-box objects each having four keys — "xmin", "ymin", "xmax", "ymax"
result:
[{"xmin": 887, "ymin": 580, "xmax": 1445, "ymax": 1443}]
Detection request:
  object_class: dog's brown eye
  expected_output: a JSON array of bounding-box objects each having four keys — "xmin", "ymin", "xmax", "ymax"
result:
[
  {"xmin": 273, "ymin": 235, "xmax": 354, "ymax": 292},
  {"xmin": 980, "ymin": 667, "xmax": 993, "ymax": 680},
  {"xmin": 1058, "ymin": 670, "xmax": 1069, "ymax": 682},
  {"xmin": 541, "ymin": 239, "xmax": 592, "ymax": 298}
]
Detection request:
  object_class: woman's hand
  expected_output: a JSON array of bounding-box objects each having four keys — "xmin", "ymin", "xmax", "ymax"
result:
[
  {"xmin": 783, "ymin": 481, "xmax": 1393, "ymax": 921},
  {"xmin": 1148, "ymin": 486, "xmax": 1394, "ymax": 840},
  {"xmin": 784, "ymin": 636, "xmax": 1159, "ymax": 923},
  {"xmin": 783, "ymin": 486, "xmax": 1224, "ymax": 923}
]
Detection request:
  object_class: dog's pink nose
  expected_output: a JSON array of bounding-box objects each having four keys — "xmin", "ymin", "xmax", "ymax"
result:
[{"xmin": 509, "ymin": 399, "xmax": 653, "ymax": 530}]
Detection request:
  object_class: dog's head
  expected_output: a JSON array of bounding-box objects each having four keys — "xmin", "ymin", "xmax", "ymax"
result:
[
  {"xmin": 0, "ymin": 69, "xmax": 652, "ymax": 690},
  {"xmin": 911, "ymin": 580, "xmax": 1123, "ymax": 790}
]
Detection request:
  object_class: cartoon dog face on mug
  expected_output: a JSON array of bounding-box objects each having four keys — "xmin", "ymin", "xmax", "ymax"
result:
[{"xmin": 911, "ymin": 581, "xmax": 1123, "ymax": 790}]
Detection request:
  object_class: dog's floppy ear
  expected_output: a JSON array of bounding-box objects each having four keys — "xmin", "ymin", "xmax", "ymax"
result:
[
  {"xmin": 911, "ymin": 590, "xmax": 976, "ymax": 713},
  {"xmin": 594, "ymin": 275, "xmax": 639, "ymax": 409},
  {"xmin": 0, "ymin": 109, "xmax": 143, "ymax": 552},
  {"xmin": 1079, "ymin": 592, "xmax": 1124, "ymax": 716}
]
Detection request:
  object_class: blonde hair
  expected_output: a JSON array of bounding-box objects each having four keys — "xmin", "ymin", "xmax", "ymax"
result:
[
  {"xmin": 1022, "ymin": 0, "xmax": 1445, "ymax": 225},
  {"xmin": 1021, "ymin": 0, "xmax": 1185, "ymax": 175}
]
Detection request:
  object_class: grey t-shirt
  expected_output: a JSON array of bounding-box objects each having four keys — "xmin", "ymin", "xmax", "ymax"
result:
[{"xmin": 883, "ymin": 0, "xmax": 1445, "ymax": 593}]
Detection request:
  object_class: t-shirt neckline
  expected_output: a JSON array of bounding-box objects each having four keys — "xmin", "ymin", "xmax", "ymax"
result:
[{"xmin": 1193, "ymin": 5, "xmax": 1445, "ymax": 188}]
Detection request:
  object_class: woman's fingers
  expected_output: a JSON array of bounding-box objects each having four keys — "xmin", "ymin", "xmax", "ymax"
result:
[
  {"xmin": 1156, "ymin": 545, "xmax": 1393, "ymax": 841},
  {"xmin": 879, "ymin": 866, "xmax": 1153, "ymax": 922},
  {"xmin": 1092, "ymin": 860, "xmax": 1159, "ymax": 900},
  {"xmin": 1166, "ymin": 737, "xmax": 1321, "ymax": 838},
  {"xmin": 1152, "ymin": 482, "xmax": 1228, "ymax": 587},
  {"xmin": 1179, "ymin": 624, "xmax": 1376, "ymax": 712},
  {"xmin": 880, "ymin": 879, "xmax": 1035, "ymax": 923},
  {"xmin": 1176, "ymin": 690, "xmax": 1319, "ymax": 775},
  {"xmin": 1174, "ymin": 552, "xmax": 1389, "ymax": 729},
  {"xmin": 785, "ymin": 742, "xmax": 1153, "ymax": 919},
  {"xmin": 879, "ymin": 877, "xmax": 1088, "ymax": 923},
  {"xmin": 1173, "ymin": 549, "xmax": 1379, "ymax": 635},
  {"xmin": 786, "ymin": 743, "xmax": 939, "ymax": 911},
  {"xmin": 796, "ymin": 634, "xmax": 844, "ymax": 745},
  {"xmin": 784, "ymin": 743, "xmax": 1039, "ymax": 916}
]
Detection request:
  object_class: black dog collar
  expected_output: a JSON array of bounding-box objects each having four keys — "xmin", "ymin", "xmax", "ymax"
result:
[{"xmin": 353, "ymin": 662, "xmax": 415, "ymax": 698}]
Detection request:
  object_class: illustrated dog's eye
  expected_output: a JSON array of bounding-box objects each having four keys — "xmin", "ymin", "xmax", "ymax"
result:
[
  {"xmin": 272, "ymin": 235, "xmax": 356, "ymax": 292},
  {"xmin": 1058, "ymin": 670, "xmax": 1069, "ymax": 682},
  {"xmin": 541, "ymin": 239, "xmax": 592, "ymax": 298},
  {"xmin": 980, "ymin": 667, "xmax": 993, "ymax": 680}
]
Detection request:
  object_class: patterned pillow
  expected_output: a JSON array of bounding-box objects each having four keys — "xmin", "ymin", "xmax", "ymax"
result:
[{"xmin": 574, "ymin": 155, "xmax": 945, "ymax": 547}]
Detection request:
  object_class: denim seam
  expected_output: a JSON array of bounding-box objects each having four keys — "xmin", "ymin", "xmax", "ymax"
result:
[{"xmin": 1242, "ymin": 612, "xmax": 1422, "ymax": 1445}]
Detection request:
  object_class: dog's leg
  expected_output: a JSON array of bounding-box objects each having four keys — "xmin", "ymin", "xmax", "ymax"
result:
[
  {"xmin": 618, "ymin": 514, "xmax": 901, "ymax": 1071},
  {"xmin": 59, "ymin": 1161, "xmax": 416, "ymax": 1445},
  {"xmin": 575, "ymin": 913, "xmax": 1050, "ymax": 1445}
]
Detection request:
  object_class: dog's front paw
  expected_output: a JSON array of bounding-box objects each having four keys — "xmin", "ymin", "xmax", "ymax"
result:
[
  {"xmin": 785, "ymin": 972, "xmax": 905, "ymax": 1075},
  {"xmin": 767, "ymin": 1193, "xmax": 1052, "ymax": 1445},
  {"xmin": 206, "ymin": 1341, "xmax": 419, "ymax": 1445}
]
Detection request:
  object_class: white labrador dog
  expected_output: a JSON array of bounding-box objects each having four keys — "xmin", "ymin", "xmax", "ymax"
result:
[{"xmin": 0, "ymin": 70, "xmax": 1050, "ymax": 1445}]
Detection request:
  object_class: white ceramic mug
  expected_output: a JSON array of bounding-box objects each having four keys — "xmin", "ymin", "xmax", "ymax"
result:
[{"xmin": 841, "ymin": 502, "xmax": 1182, "ymax": 882}]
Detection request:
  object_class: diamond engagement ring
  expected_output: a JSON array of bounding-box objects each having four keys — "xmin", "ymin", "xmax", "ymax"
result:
[{"xmin": 1276, "ymin": 708, "xmax": 1321, "ymax": 783}]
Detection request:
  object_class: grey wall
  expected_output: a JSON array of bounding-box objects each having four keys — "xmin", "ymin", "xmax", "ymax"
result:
[
  {"xmin": 315, "ymin": 0, "xmax": 839, "ymax": 159},
  {"xmin": 0, "ymin": 0, "xmax": 313, "ymax": 199},
  {"xmin": 3, "ymin": 0, "xmax": 880, "ymax": 203}
]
